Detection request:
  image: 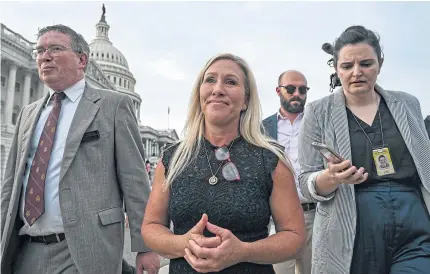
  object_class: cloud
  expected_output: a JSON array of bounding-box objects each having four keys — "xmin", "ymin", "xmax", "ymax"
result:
[
  {"xmin": 243, "ymin": 2, "xmax": 261, "ymax": 12},
  {"xmin": 145, "ymin": 58, "xmax": 187, "ymax": 81},
  {"xmin": 2, "ymin": 1, "xmax": 429, "ymax": 135}
]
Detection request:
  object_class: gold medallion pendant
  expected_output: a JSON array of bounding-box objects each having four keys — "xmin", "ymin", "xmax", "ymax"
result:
[{"xmin": 209, "ymin": 175, "xmax": 218, "ymax": 185}]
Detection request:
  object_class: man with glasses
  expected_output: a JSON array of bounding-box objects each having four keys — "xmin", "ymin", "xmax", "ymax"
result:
[
  {"xmin": 263, "ymin": 70, "xmax": 314, "ymax": 274},
  {"xmin": 0, "ymin": 24, "xmax": 160, "ymax": 274}
]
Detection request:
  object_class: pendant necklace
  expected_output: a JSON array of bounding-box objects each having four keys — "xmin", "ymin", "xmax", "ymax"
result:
[{"xmin": 203, "ymin": 139, "xmax": 235, "ymax": 185}]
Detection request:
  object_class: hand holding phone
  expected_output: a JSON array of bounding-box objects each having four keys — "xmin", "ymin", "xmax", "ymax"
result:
[
  {"xmin": 311, "ymin": 142, "xmax": 367, "ymax": 185},
  {"xmin": 311, "ymin": 142, "xmax": 345, "ymax": 164}
]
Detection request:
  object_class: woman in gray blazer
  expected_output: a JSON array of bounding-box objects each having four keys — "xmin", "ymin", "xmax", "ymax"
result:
[{"xmin": 298, "ymin": 25, "xmax": 430, "ymax": 274}]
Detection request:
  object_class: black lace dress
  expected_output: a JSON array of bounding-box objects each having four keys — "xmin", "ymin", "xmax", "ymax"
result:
[{"xmin": 162, "ymin": 136, "xmax": 279, "ymax": 274}]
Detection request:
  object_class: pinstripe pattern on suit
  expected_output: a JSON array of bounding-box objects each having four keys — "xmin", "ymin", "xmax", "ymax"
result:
[{"xmin": 298, "ymin": 84, "xmax": 430, "ymax": 274}]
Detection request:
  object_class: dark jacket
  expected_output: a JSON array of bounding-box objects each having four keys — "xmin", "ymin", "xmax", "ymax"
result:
[
  {"xmin": 262, "ymin": 113, "xmax": 278, "ymax": 140},
  {"xmin": 425, "ymin": 115, "xmax": 430, "ymax": 137}
]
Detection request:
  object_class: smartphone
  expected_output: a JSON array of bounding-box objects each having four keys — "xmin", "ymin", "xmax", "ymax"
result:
[{"xmin": 311, "ymin": 142, "xmax": 345, "ymax": 163}]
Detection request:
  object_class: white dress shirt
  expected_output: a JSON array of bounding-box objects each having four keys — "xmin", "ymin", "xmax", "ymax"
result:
[
  {"xmin": 19, "ymin": 79, "xmax": 85, "ymax": 236},
  {"xmin": 277, "ymin": 111, "xmax": 310, "ymax": 203}
]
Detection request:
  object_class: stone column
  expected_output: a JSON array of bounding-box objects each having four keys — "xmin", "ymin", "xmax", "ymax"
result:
[
  {"xmin": 22, "ymin": 70, "xmax": 32, "ymax": 107},
  {"xmin": 137, "ymin": 103, "xmax": 141, "ymax": 122},
  {"xmin": 5, "ymin": 63, "xmax": 18, "ymax": 124},
  {"xmin": 146, "ymin": 139, "xmax": 149, "ymax": 158}
]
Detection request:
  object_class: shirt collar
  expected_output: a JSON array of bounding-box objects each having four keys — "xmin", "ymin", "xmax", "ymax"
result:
[{"xmin": 46, "ymin": 78, "xmax": 85, "ymax": 106}]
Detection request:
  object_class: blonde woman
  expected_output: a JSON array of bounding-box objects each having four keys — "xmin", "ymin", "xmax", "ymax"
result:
[{"xmin": 141, "ymin": 53, "xmax": 305, "ymax": 273}]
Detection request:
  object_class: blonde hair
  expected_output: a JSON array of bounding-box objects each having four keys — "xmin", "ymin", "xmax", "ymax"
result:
[{"xmin": 164, "ymin": 53, "xmax": 293, "ymax": 187}]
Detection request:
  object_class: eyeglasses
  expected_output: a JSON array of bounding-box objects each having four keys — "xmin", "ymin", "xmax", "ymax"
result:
[
  {"xmin": 278, "ymin": 85, "xmax": 310, "ymax": 95},
  {"xmin": 214, "ymin": 146, "xmax": 240, "ymax": 181},
  {"xmin": 32, "ymin": 45, "xmax": 76, "ymax": 59}
]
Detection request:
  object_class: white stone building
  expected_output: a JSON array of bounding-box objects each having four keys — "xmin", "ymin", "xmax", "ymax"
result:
[{"xmin": 0, "ymin": 7, "xmax": 178, "ymax": 179}]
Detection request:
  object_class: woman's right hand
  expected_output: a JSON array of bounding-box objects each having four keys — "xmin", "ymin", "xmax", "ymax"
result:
[
  {"xmin": 316, "ymin": 160, "xmax": 368, "ymax": 196},
  {"xmin": 326, "ymin": 160, "xmax": 368, "ymax": 186},
  {"xmin": 182, "ymin": 214, "xmax": 222, "ymax": 253}
]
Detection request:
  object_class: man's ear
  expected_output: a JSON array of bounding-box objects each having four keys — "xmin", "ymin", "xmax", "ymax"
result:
[{"xmin": 79, "ymin": 53, "xmax": 89, "ymax": 70}]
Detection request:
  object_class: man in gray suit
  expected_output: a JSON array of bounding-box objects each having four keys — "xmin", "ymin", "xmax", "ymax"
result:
[{"xmin": 0, "ymin": 25, "xmax": 160, "ymax": 274}]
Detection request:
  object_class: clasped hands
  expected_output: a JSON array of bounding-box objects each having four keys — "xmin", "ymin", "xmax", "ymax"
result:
[{"xmin": 183, "ymin": 213, "xmax": 246, "ymax": 273}]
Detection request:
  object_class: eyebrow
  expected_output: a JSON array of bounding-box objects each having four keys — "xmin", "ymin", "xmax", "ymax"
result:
[
  {"xmin": 204, "ymin": 72, "xmax": 239, "ymax": 79},
  {"xmin": 35, "ymin": 44, "xmax": 64, "ymax": 49},
  {"xmin": 340, "ymin": 58, "xmax": 375, "ymax": 64}
]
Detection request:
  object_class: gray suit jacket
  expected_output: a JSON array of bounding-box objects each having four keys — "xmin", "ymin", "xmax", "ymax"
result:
[
  {"xmin": 298, "ymin": 85, "xmax": 430, "ymax": 274},
  {"xmin": 1, "ymin": 83, "xmax": 152, "ymax": 274}
]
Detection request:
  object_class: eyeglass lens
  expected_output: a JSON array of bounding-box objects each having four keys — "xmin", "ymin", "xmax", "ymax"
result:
[
  {"xmin": 214, "ymin": 146, "xmax": 240, "ymax": 181},
  {"xmin": 222, "ymin": 162, "xmax": 240, "ymax": 181},
  {"xmin": 215, "ymin": 146, "xmax": 230, "ymax": 161},
  {"xmin": 285, "ymin": 85, "xmax": 308, "ymax": 95}
]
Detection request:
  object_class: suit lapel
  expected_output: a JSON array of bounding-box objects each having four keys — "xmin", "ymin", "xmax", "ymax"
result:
[
  {"xmin": 59, "ymin": 84, "xmax": 100, "ymax": 183},
  {"xmin": 331, "ymin": 89, "xmax": 355, "ymax": 198},
  {"xmin": 19, "ymin": 95, "xmax": 49, "ymax": 169},
  {"xmin": 331, "ymin": 89, "xmax": 352, "ymax": 161},
  {"xmin": 376, "ymin": 85, "xmax": 412, "ymax": 147},
  {"xmin": 269, "ymin": 114, "xmax": 277, "ymax": 140}
]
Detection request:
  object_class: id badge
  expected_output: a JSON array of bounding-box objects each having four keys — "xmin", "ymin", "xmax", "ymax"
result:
[{"xmin": 372, "ymin": 147, "xmax": 396, "ymax": 176}]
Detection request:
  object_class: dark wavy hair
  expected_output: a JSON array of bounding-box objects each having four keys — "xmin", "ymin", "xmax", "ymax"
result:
[{"xmin": 333, "ymin": 25, "xmax": 384, "ymax": 68}]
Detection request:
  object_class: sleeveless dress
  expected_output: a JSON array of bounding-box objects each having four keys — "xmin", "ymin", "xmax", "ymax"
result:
[{"xmin": 161, "ymin": 136, "xmax": 279, "ymax": 274}]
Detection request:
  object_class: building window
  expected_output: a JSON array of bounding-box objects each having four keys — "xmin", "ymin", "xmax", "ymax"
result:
[
  {"xmin": 124, "ymin": 79, "xmax": 127, "ymax": 88},
  {"xmin": 96, "ymin": 52, "xmax": 99, "ymax": 57},
  {"xmin": 12, "ymin": 113, "xmax": 17, "ymax": 125},
  {"xmin": 1, "ymin": 76, "xmax": 5, "ymax": 87},
  {"xmin": 107, "ymin": 75, "xmax": 110, "ymax": 80},
  {"xmin": 91, "ymin": 52, "xmax": 94, "ymax": 57},
  {"xmin": 0, "ymin": 101, "xmax": 4, "ymax": 124},
  {"xmin": 102, "ymin": 53, "xmax": 104, "ymax": 58},
  {"xmin": 1, "ymin": 145, "xmax": 5, "ymax": 179},
  {"xmin": 15, "ymin": 83, "xmax": 20, "ymax": 93},
  {"xmin": 114, "ymin": 76, "xmax": 116, "ymax": 84},
  {"xmin": 12, "ymin": 106, "xmax": 20, "ymax": 125},
  {"xmin": 30, "ymin": 88, "xmax": 34, "ymax": 98},
  {"xmin": 119, "ymin": 78, "xmax": 122, "ymax": 86},
  {"xmin": 107, "ymin": 53, "xmax": 109, "ymax": 58},
  {"xmin": 128, "ymin": 82, "xmax": 130, "ymax": 89}
]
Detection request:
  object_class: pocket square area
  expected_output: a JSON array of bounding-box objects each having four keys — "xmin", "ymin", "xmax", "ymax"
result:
[{"xmin": 82, "ymin": 130, "xmax": 100, "ymax": 142}]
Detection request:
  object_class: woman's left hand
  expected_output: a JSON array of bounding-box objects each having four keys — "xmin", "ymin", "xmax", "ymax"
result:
[{"xmin": 184, "ymin": 221, "xmax": 246, "ymax": 273}]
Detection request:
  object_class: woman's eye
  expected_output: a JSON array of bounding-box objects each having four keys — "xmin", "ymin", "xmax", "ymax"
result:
[{"xmin": 341, "ymin": 64, "xmax": 352, "ymax": 70}]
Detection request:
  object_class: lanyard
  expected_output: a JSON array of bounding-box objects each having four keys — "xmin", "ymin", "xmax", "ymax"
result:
[{"xmin": 350, "ymin": 105, "xmax": 385, "ymax": 150}]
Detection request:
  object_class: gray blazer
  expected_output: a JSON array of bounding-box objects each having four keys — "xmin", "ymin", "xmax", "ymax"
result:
[
  {"xmin": 1, "ymin": 83, "xmax": 152, "ymax": 274},
  {"xmin": 298, "ymin": 85, "xmax": 430, "ymax": 274}
]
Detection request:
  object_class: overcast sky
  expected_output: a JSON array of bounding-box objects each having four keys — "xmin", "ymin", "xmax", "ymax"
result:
[{"xmin": 1, "ymin": 1, "xmax": 429, "ymax": 135}]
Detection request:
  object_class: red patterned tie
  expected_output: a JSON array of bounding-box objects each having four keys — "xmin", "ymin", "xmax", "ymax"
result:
[{"xmin": 24, "ymin": 92, "xmax": 65, "ymax": 226}]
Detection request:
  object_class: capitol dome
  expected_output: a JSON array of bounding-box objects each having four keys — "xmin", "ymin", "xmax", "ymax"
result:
[{"xmin": 88, "ymin": 5, "xmax": 140, "ymax": 105}]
